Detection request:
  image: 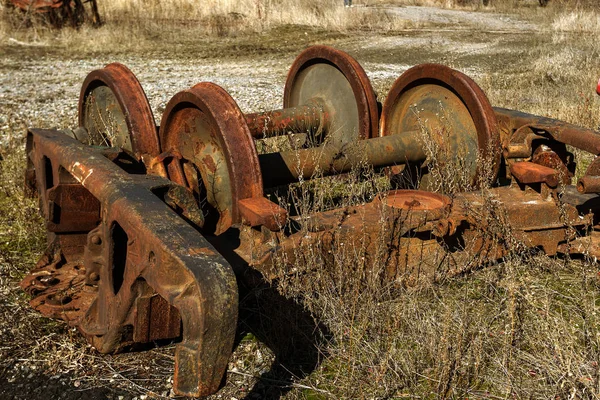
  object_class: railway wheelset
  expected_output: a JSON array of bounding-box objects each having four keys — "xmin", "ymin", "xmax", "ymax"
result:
[{"xmin": 21, "ymin": 45, "xmax": 600, "ymax": 396}]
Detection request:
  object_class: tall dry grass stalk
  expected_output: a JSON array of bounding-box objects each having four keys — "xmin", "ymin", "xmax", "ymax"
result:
[{"xmin": 263, "ymin": 128, "xmax": 600, "ymax": 397}]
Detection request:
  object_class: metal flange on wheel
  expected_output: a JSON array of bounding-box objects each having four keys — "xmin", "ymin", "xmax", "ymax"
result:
[
  {"xmin": 283, "ymin": 45, "xmax": 380, "ymax": 147},
  {"xmin": 159, "ymin": 83, "xmax": 267, "ymax": 235},
  {"xmin": 380, "ymin": 63, "xmax": 501, "ymax": 189},
  {"xmin": 78, "ymin": 63, "xmax": 160, "ymax": 160}
]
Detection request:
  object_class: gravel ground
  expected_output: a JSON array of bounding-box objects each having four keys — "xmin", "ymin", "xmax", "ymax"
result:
[{"xmin": 0, "ymin": 54, "xmax": 290, "ymax": 146}]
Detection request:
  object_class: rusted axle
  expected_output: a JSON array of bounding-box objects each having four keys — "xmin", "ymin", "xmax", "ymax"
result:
[
  {"xmin": 245, "ymin": 98, "xmax": 330, "ymax": 138},
  {"xmin": 259, "ymin": 130, "xmax": 424, "ymax": 187}
]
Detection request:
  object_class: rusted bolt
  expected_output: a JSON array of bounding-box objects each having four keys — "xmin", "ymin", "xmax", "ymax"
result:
[
  {"xmin": 91, "ymin": 235, "xmax": 102, "ymax": 245},
  {"xmin": 89, "ymin": 272, "xmax": 100, "ymax": 282}
]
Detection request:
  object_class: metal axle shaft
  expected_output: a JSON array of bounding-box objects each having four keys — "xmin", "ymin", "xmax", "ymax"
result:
[
  {"xmin": 259, "ymin": 130, "xmax": 424, "ymax": 187},
  {"xmin": 244, "ymin": 98, "xmax": 330, "ymax": 139}
]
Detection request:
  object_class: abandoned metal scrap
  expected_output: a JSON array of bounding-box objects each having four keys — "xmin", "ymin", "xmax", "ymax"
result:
[{"xmin": 20, "ymin": 45, "xmax": 600, "ymax": 397}]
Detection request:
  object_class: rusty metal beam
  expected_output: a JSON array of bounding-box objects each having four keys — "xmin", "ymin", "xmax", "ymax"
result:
[
  {"xmin": 495, "ymin": 107, "xmax": 600, "ymax": 155},
  {"xmin": 23, "ymin": 128, "xmax": 238, "ymax": 397}
]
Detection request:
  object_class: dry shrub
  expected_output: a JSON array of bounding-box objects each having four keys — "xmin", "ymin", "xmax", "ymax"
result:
[
  {"xmin": 266, "ymin": 159, "xmax": 600, "ymax": 398},
  {"xmin": 552, "ymin": 9, "xmax": 600, "ymax": 33}
]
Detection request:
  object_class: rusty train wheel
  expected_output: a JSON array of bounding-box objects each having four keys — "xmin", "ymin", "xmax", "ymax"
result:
[
  {"xmin": 159, "ymin": 82, "xmax": 263, "ymax": 235},
  {"xmin": 380, "ymin": 63, "xmax": 500, "ymax": 189},
  {"xmin": 283, "ymin": 45, "xmax": 379, "ymax": 148},
  {"xmin": 78, "ymin": 63, "xmax": 159, "ymax": 159}
]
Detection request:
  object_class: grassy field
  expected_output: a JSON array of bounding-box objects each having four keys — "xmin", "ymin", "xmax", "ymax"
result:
[{"xmin": 2, "ymin": 0, "xmax": 600, "ymax": 399}]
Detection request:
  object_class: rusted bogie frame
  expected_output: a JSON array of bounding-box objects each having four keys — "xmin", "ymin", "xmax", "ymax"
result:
[
  {"xmin": 24, "ymin": 128, "xmax": 237, "ymax": 397},
  {"xmin": 495, "ymin": 107, "xmax": 600, "ymax": 193}
]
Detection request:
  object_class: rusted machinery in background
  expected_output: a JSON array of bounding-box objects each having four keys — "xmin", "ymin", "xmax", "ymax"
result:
[
  {"xmin": 9, "ymin": 0, "xmax": 101, "ymax": 28},
  {"xmin": 20, "ymin": 45, "xmax": 600, "ymax": 397}
]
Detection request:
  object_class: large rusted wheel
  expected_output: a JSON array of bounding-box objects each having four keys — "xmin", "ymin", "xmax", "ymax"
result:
[
  {"xmin": 380, "ymin": 63, "xmax": 500, "ymax": 189},
  {"xmin": 78, "ymin": 63, "xmax": 159, "ymax": 159},
  {"xmin": 159, "ymin": 82, "xmax": 263, "ymax": 235},
  {"xmin": 284, "ymin": 45, "xmax": 379, "ymax": 148}
]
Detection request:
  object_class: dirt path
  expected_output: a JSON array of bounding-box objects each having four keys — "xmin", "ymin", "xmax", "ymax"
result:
[{"xmin": 377, "ymin": 5, "xmax": 537, "ymax": 31}]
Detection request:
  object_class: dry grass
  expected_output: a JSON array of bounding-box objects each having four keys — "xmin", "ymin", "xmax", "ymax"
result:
[{"xmin": 2, "ymin": 0, "xmax": 600, "ymax": 51}]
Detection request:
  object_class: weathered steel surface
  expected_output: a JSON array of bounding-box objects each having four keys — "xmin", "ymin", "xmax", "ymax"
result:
[
  {"xmin": 245, "ymin": 98, "xmax": 330, "ymax": 139},
  {"xmin": 259, "ymin": 130, "xmax": 426, "ymax": 187},
  {"xmin": 159, "ymin": 82, "xmax": 265, "ymax": 235},
  {"xmin": 24, "ymin": 129, "xmax": 238, "ymax": 397},
  {"xmin": 234, "ymin": 185, "xmax": 586, "ymax": 285},
  {"xmin": 510, "ymin": 161, "xmax": 559, "ymax": 188},
  {"xmin": 495, "ymin": 107, "xmax": 600, "ymax": 155},
  {"xmin": 284, "ymin": 45, "xmax": 380, "ymax": 147},
  {"xmin": 380, "ymin": 63, "xmax": 501, "ymax": 188},
  {"xmin": 79, "ymin": 63, "xmax": 160, "ymax": 163},
  {"xmin": 238, "ymin": 197, "xmax": 288, "ymax": 230}
]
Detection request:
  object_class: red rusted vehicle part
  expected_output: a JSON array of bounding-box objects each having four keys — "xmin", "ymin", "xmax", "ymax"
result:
[
  {"xmin": 159, "ymin": 82, "xmax": 287, "ymax": 234},
  {"xmin": 578, "ymin": 157, "xmax": 600, "ymax": 194},
  {"xmin": 283, "ymin": 45, "xmax": 380, "ymax": 147},
  {"xmin": 22, "ymin": 129, "xmax": 238, "ymax": 397},
  {"xmin": 236, "ymin": 184, "xmax": 589, "ymax": 285},
  {"xmin": 79, "ymin": 63, "xmax": 160, "ymax": 163},
  {"xmin": 10, "ymin": 0, "xmax": 101, "ymax": 27},
  {"xmin": 510, "ymin": 161, "xmax": 559, "ymax": 188},
  {"xmin": 379, "ymin": 190, "xmax": 451, "ymax": 211},
  {"xmin": 245, "ymin": 98, "xmax": 330, "ymax": 139},
  {"xmin": 494, "ymin": 107, "xmax": 600, "ymax": 191},
  {"xmin": 380, "ymin": 63, "xmax": 501, "ymax": 189},
  {"xmin": 495, "ymin": 107, "xmax": 600, "ymax": 156}
]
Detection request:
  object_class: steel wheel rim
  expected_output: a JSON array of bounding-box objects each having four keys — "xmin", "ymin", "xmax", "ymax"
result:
[
  {"xmin": 284, "ymin": 45, "xmax": 379, "ymax": 148},
  {"xmin": 79, "ymin": 63, "xmax": 159, "ymax": 159},
  {"xmin": 159, "ymin": 82, "xmax": 263, "ymax": 235},
  {"xmin": 381, "ymin": 63, "xmax": 500, "ymax": 188}
]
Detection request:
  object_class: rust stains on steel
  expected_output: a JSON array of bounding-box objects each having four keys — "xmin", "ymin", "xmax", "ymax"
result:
[
  {"xmin": 510, "ymin": 161, "xmax": 559, "ymax": 188},
  {"xmin": 24, "ymin": 129, "xmax": 237, "ymax": 397},
  {"xmin": 380, "ymin": 63, "xmax": 501, "ymax": 188},
  {"xmin": 284, "ymin": 45, "xmax": 380, "ymax": 145},
  {"xmin": 159, "ymin": 82, "xmax": 265, "ymax": 235},
  {"xmin": 245, "ymin": 98, "xmax": 330, "ymax": 139},
  {"xmin": 20, "ymin": 47, "xmax": 600, "ymax": 398},
  {"xmin": 495, "ymin": 107, "xmax": 600, "ymax": 155},
  {"xmin": 79, "ymin": 63, "xmax": 160, "ymax": 162}
]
